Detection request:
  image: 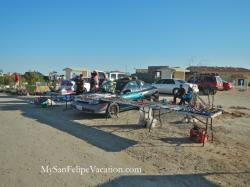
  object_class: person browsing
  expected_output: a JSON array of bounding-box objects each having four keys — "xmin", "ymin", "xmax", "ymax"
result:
[{"xmin": 173, "ymin": 84, "xmax": 186, "ymax": 104}]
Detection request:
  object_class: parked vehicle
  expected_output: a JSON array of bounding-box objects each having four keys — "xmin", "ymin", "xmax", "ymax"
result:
[
  {"xmin": 188, "ymin": 74, "xmax": 223, "ymax": 94},
  {"xmin": 107, "ymin": 71, "xmax": 129, "ymax": 81},
  {"xmin": 223, "ymin": 80, "xmax": 233, "ymax": 90},
  {"xmin": 72, "ymin": 78, "xmax": 159, "ymax": 116},
  {"xmin": 152, "ymin": 79, "xmax": 199, "ymax": 94}
]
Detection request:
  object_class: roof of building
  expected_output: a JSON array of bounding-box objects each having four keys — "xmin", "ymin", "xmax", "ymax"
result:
[
  {"xmin": 187, "ymin": 66, "xmax": 250, "ymax": 73},
  {"xmin": 63, "ymin": 67, "xmax": 88, "ymax": 72},
  {"xmin": 148, "ymin": 66, "xmax": 170, "ymax": 69}
]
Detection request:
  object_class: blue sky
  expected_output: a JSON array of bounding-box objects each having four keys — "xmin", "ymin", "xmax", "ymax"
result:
[{"xmin": 0, "ymin": 0, "xmax": 250, "ymax": 74}]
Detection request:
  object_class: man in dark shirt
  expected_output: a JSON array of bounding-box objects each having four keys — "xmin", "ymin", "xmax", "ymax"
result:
[
  {"xmin": 76, "ymin": 74, "xmax": 85, "ymax": 94},
  {"xmin": 173, "ymin": 84, "xmax": 186, "ymax": 104}
]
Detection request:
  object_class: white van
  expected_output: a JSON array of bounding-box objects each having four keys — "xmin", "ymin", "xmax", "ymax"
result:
[{"xmin": 108, "ymin": 71, "xmax": 129, "ymax": 81}]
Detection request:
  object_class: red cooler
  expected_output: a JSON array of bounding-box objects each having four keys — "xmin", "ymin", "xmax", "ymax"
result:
[{"xmin": 190, "ymin": 126, "xmax": 208, "ymax": 143}]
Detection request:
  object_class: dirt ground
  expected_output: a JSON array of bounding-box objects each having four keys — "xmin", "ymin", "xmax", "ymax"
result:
[{"xmin": 0, "ymin": 89, "xmax": 250, "ymax": 186}]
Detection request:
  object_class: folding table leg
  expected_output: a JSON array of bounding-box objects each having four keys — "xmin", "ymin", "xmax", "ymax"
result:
[
  {"xmin": 203, "ymin": 118, "xmax": 209, "ymax": 146},
  {"xmin": 210, "ymin": 118, "xmax": 213, "ymax": 142},
  {"xmin": 105, "ymin": 103, "xmax": 114, "ymax": 120},
  {"xmin": 158, "ymin": 109, "xmax": 163, "ymax": 127}
]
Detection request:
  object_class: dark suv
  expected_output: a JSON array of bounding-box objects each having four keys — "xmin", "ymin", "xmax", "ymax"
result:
[{"xmin": 188, "ymin": 74, "xmax": 223, "ymax": 94}]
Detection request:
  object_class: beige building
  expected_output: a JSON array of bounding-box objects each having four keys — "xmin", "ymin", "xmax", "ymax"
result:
[
  {"xmin": 148, "ymin": 66, "xmax": 190, "ymax": 80},
  {"xmin": 63, "ymin": 67, "xmax": 90, "ymax": 80},
  {"xmin": 134, "ymin": 66, "xmax": 190, "ymax": 83},
  {"xmin": 172, "ymin": 67, "xmax": 190, "ymax": 80}
]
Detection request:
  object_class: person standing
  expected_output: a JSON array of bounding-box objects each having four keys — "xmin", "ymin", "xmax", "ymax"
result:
[
  {"xmin": 90, "ymin": 71, "xmax": 99, "ymax": 92},
  {"xmin": 14, "ymin": 73, "xmax": 21, "ymax": 88},
  {"xmin": 76, "ymin": 74, "xmax": 85, "ymax": 94}
]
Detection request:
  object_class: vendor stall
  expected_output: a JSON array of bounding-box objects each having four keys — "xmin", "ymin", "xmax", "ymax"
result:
[{"xmin": 100, "ymin": 97, "xmax": 223, "ymax": 146}]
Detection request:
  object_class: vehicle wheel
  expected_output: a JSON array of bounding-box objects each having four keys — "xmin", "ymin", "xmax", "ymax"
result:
[
  {"xmin": 173, "ymin": 88, "xmax": 179, "ymax": 95},
  {"xmin": 107, "ymin": 103, "xmax": 119, "ymax": 118}
]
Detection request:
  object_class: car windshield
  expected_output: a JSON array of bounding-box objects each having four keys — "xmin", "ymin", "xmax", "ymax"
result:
[
  {"xmin": 101, "ymin": 79, "xmax": 145, "ymax": 93},
  {"xmin": 110, "ymin": 74, "xmax": 116, "ymax": 80},
  {"xmin": 118, "ymin": 74, "xmax": 128, "ymax": 79},
  {"xmin": 216, "ymin": 76, "xmax": 223, "ymax": 83},
  {"xmin": 101, "ymin": 81, "xmax": 115, "ymax": 93},
  {"xmin": 101, "ymin": 80, "xmax": 129, "ymax": 93},
  {"xmin": 176, "ymin": 80, "xmax": 186, "ymax": 84},
  {"xmin": 156, "ymin": 79, "xmax": 164, "ymax": 84}
]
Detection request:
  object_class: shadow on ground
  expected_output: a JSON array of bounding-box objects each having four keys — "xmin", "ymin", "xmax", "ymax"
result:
[
  {"xmin": 91, "ymin": 124, "xmax": 143, "ymax": 130},
  {"xmin": 0, "ymin": 96, "xmax": 137, "ymax": 152},
  {"xmin": 100, "ymin": 171, "xmax": 250, "ymax": 187}
]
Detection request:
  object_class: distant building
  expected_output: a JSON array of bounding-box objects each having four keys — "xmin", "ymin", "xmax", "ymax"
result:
[
  {"xmin": 135, "ymin": 69, "xmax": 148, "ymax": 74},
  {"xmin": 63, "ymin": 67, "xmax": 90, "ymax": 80},
  {"xmin": 187, "ymin": 66, "xmax": 250, "ymax": 85},
  {"xmin": 134, "ymin": 66, "xmax": 189, "ymax": 83}
]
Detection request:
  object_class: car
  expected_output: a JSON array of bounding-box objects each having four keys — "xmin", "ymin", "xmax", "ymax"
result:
[
  {"xmin": 71, "ymin": 78, "xmax": 159, "ymax": 116},
  {"xmin": 107, "ymin": 71, "xmax": 129, "ymax": 81},
  {"xmin": 223, "ymin": 80, "xmax": 233, "ymax": 90},
  {"xmin": 152, "ymin": 79, "xmax": 199, "ymax": 94},
  {"xmin": 188, "ymin": 74, "xmax": 223, "ymax": 94}
]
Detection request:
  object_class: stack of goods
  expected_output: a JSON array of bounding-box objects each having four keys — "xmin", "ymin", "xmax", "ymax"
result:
[
  {"xmin": 53, "ymin": 95, "xmax": 75, "ymax": 102},
  {"xmin": 60, "ymin": 80, "xmax": 76, "ymax": 95},
  {"xmin": 181, "ymin": 105, "xmax": 212, "ymax": 116},
  {"xmin": 34, "ymin": 97, "xmax": 55, "ymax": 107},
  {"xmin": 138, "ymin": 107, "xmax": 158, "ymax": 129}
]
